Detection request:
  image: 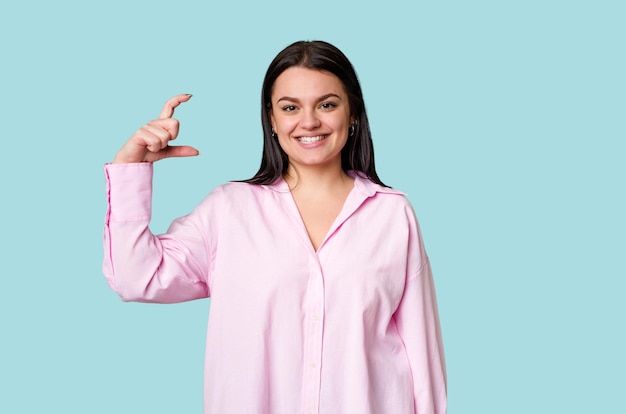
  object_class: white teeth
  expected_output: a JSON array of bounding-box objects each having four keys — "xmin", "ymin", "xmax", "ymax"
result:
[{"xmin": 297, "ymin": 135, "xmax": 326, "ymax": 143}]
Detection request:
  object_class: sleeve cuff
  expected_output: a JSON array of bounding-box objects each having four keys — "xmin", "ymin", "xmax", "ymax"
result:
[{"xmin": 104, "ymin": 162, "xmax": 153, "ymax": 222}]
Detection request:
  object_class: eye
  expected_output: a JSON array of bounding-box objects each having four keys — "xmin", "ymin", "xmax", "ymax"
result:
[
  {"xmin": 282, "ymin": 105, "xmax": 297, "ymax": 112},
  {"xmin": 320, "ymin": 101, "xmax": 337, "ymax": 110}
]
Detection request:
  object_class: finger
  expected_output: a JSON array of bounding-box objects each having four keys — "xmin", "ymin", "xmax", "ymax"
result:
[
  {"xmin": 159, "ymin": 94, "xmax": 192, "ymax": 119},
  {"xmin": 142, "ymin": 122, "xmax": 175, "ymax": 149},
  {"xmin": 134, "ymin": 124, "xmax": 170, "ymax": 153},
  {"xmin": 163, "ymin": 145, "xmax": 200, "ymax": 159},
  {"xmin": 136, "ymin": 134, "xmax": 165, "ymax": 154},
  {"xmin": 146, "ymin": 118, "xmax": 180, "ymax": 140}
]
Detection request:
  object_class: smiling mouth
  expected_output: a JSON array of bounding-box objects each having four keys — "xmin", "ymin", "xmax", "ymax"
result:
[{"xmin": 296, "ymin": 135, "xmax": 327, "ymax": 144}]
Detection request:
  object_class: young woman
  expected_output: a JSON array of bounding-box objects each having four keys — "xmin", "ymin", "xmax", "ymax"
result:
[{"xmin": 104, "ymin": 40, "xmax": 447, "ymax": 414}]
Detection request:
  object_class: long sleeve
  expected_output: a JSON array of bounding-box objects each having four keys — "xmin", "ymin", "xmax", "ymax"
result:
[
  {"xmin": 394, "ymin": 205, "xmax": 447, "ymax": 414},
  {"xmin": 395, "ymin": 259, "xmax": 447, "ymax": 414},
  {"xmin": 102, "ymin": 163, "xmax": 210, "ymax": 303}
]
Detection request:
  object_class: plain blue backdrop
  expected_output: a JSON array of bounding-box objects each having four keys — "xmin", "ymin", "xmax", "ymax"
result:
[{"xmin": 1, "ymin": 0, "xmax": 624, "ymax": 412}]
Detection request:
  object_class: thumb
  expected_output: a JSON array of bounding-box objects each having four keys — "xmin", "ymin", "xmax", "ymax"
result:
[{"xmin": 163, "ymin": 145, "xmax": 200, "ymax": 159}]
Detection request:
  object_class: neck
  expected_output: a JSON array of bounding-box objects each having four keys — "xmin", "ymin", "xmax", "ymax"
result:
[{"xmin": 284, "ymin": 162, "xmax": 352, "ymax": 194}]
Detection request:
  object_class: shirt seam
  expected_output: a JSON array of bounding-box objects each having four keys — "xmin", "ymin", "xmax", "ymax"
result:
[{"xmin": 407, "ymin": 254, "xmax": 429, "ymax": 282}]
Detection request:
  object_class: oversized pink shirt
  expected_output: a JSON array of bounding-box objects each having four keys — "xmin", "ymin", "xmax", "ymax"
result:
[{"xmin": 103, "ymin": 163, "xmax": 446, "ymax": 414}]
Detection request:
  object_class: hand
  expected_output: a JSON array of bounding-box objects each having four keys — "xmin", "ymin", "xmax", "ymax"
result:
[{"xmin": 112, "ymin": 94, "xmax": 199, "ymax": 164}]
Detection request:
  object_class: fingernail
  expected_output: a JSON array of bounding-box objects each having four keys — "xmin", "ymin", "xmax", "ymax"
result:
[{"xmin": 185, "ymin": 94, "xmax": 193, "ymax": 97}]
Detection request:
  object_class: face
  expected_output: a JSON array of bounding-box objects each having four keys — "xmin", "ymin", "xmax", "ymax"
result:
[{"xmin": 270, "ymin": 67, "xmax": 352, "ymax": 172}]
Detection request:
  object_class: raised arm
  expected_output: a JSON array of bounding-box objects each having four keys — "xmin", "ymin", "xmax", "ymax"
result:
[{"xmin": 103, "ymin": 95, "xmax": 210, "ymax": 303}]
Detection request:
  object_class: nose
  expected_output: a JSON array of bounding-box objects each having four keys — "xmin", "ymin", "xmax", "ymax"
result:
[{"xmin": 300, "ymin": 108, "xmax": 321, "ymax": 129}]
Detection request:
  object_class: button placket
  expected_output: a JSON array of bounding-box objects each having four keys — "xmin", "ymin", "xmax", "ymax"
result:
[{"xmin": 301, "ymin": 262, "xmax": 325, "ymax": 414}]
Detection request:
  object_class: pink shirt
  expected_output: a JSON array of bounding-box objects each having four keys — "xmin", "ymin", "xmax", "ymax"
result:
[{"xmin": 103, "ymin": 163, "xmax": 447, "ymax": 414}]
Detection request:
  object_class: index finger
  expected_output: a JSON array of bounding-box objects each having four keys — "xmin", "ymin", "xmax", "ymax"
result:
[{"xmin": 159, "ymin": 94, "xmax": 193, "ymax": 119}]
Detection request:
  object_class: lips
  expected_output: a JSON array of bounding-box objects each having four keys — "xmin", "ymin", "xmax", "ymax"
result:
[{"xmin": 296, "ymin": 135, "xmax": 327, "ymax": 144}]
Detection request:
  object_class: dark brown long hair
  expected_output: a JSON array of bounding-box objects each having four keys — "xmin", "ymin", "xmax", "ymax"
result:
[{"xmin": 242, "ymin": 40, "xmax": 386, "ymax": 187}]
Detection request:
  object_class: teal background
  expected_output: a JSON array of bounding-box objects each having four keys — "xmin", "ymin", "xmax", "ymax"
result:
[{"xmin": 1, "ymin": 0, "xmax": 624, "ymax": 412}]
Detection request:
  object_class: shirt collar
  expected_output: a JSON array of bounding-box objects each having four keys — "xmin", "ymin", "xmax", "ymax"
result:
[
  {"xmin": 268, "ymin": 171, "xmax": 405, "ymax": 197},
  {"xmin": 349, "ymin": 170, "xmax": 405, "ymax": 197}
]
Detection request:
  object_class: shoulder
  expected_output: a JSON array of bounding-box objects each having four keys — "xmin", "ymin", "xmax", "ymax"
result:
[
  {"xmin": 351, "ymin": 173, "xmax": 424, "ymax": 231},
  {"xmin": 352, "ymin": 172, "xmax": 412, "ymax": 207},
  {"xmin": 189, "ymin": 181, "xmax": 280, "ymax": 228},
  {"xmin": 218, "ymin": 180, "xmax": 281, "ymax": 199},
  {"xmin": 197, "ymin": 180, "xmax": 280, "ymax": 209}
]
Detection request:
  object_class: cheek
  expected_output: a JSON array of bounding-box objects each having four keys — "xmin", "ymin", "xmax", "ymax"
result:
[
  {"xmin": 334, "ymin": 109, "xmax": 352, "ymax": 129},
  {"xmin": 276, "ymin": 134, "xmax": 296, "ymax": 156},
  {"xmin": 275, "ymin": 117, "xmax": 298, "ymax": 134},
  {"xmin": 332, "ymin": 118, "xmax": 350, "ymax": 134}
]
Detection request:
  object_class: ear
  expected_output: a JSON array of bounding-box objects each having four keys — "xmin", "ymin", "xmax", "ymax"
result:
[{"xmin": 269, "ymin": 107, "xmax": 276, "ymax": 129}]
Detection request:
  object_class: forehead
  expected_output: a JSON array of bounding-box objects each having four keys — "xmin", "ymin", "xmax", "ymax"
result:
[{"xmin": 271, "ymin": 67, "xmax": 346, "ymax": 99}]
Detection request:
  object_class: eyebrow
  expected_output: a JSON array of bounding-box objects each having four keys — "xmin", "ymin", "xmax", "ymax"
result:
[{"xmin": 276, "ymin": 93, "xmax": 342, "ymax": 104}]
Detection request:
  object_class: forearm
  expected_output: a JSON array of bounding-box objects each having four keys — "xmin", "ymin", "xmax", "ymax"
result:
[
  {"xmin": 102, "ymin": 163, "xmax": 209, "ymax": 303},
  {"xmin": 395, "ymin": 261, "xmax": 447, "ymax": 414}
]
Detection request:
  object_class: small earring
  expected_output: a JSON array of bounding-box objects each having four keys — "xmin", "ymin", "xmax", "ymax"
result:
[
  {"xmin": 349, "ymin": 121, "xmax": 357, "ymax": 137},
  {"xmin": 271, "ymin": 128, "xmax": 278, "ymax": 139}
]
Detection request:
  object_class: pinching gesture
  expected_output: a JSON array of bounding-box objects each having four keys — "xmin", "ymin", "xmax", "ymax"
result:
[{"xmin": 112, "ymin": 94, "xmax": 199, "ymax": 164}]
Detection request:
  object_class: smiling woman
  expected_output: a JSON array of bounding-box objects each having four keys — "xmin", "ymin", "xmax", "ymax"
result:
[
  {"xmin": 271, "ymin": 67, "xmax": 353, "ymax": 175},
  {"xmin": 103, "ymin": 40, "xmax": 447, "ymax": 414}
]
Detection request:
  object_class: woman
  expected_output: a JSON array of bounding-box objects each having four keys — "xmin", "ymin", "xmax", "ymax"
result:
[{"xmin": 104, "ymin": 40, "xmax": 447, "ymax": 413}]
